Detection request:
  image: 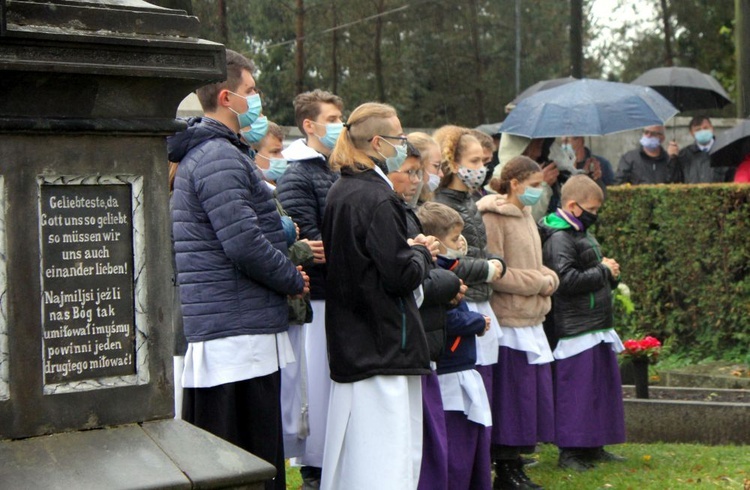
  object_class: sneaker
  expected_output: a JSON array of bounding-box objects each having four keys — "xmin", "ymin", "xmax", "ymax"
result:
[{"xmin": 558, "ymin": 450, "xmax": 595, "ymax": 472}]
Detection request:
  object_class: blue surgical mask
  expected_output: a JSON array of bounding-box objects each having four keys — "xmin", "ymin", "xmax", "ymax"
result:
[
  {"xmin": 694, "ymin": 129, "xmax": 713, "ymax": 146},
  {"xmin": 262, "ymin": 158, "xmax": 289, "ymax": 181},
  {"xmin": 518, "ymin": 185, "xmax": 544, "ymax": 206},
  {"xmin": 427, "ymin": 172, "xmax": 441, "ymax": 192},
  {"xmin": 314, "ymin": 122, "xmax": 344, "ymax": 149},
  {"xmin": 379, "ymin": 139, "xmax": 408, "ymax": 173},
  {"xmin": 240, "ymin": 116, "xmax": 268, "ymax": 144},
  {"xmin": 229, "ymin": 92, "xmax": 262, "ymax": 128},
  {"xmin": 640, "ymin": 135, "xmax": 661, "ymax": 151}
]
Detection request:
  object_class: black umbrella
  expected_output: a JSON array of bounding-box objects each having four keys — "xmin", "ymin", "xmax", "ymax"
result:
[
  {"xmin": 504, "ymin": 76, "xmax": 578, "ymax": 113},
  {"xmin": 709, "ymin": 120, "xmax": 750, "ymax": 168},
  {"xmin": 631, "ymin": 67, "xmax": 732, "ymax": 112}
]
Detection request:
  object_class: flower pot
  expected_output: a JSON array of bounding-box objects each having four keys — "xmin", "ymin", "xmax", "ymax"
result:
[{"xmin": 632, "ymin": 358, "xmax": 650, "ymax": 399}]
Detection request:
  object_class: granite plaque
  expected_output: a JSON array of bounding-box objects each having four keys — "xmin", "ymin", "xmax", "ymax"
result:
[{"xmin": 38, "ymin": 176, "xmax": 148, "ymax": 394}]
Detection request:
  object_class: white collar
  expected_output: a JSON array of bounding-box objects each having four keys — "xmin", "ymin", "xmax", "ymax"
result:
[
  {"xmin": 697, "ymin": 139, "xmax": 714, "ymax": 152},
  {"xmin": 372, "ymin": 164, "xmax": 394, "ymax": 190}
]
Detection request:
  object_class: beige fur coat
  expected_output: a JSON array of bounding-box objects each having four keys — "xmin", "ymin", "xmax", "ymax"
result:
[{"xmin": 479, "ymin": 194, "xmax": 559, "ymax": 327}]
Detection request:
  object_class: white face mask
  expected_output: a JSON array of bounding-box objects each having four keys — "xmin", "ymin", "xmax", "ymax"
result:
[
  {"xmin": 427, "ymin": 172, "xmax": 441, "ymax": 192},
  {"xmin": 456, "ymin": 166, "xmax": 487, "ymax": 192}
]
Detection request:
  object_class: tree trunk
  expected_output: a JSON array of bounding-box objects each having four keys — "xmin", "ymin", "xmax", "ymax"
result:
[
  {"xmin": 570, "ymin": 0, "xmax": 583, "ymax": 77},
  {"xmin": 295, "ymin": 0, "xmax": 305, "ymax": 95},
  {"xmin": 331, "ymin": 0, "xmax": 339, "ymax": 94},
  {"xmin": 468, "ymin": 0, "xmax": 485, "ymax": 122},
  {"xmin": 660, "ymin": 0, "xmax": 674, "ymax": 66},
  {"xmin": 738, "ymin": 0, "xmax": 750, "ymax": 116},
  {"xmin": 374, "ymin": 1, "xmax": 385, "ymax": 102},
  {"xmin": 218, "ymin": 0, "xmax": 228, "ymax": 45}
]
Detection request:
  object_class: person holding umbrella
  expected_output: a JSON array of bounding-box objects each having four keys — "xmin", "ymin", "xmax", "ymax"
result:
[
  {"xmin": 672, "ymin": 117, "xmax": 735, "ymax": 183},
  {"xmin": 614, "ymin": 125, "xmax": 682, "ymax": 185}
]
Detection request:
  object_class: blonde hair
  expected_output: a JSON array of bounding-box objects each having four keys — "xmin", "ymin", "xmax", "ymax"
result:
[
  {"xmin": 408, "ymin": 132, "xmax": 439, "ymax": 202},
  {"xmin": 561, "ymin": 174, "xmax": 604, "ymax": 204},
  {"xmin": 329, "ymin": 102, "xmax": 398, "ymax": 172},
  {"xmin": 432, "ymin": 125, "xmax": 480, "ymax": 188},
  {"xmin": 416, "ymin": 201, "xmax": 464, "ymax": 241}
]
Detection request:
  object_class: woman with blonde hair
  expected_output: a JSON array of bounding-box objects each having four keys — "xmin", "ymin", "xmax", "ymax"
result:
[
  {"xmin": 408, "ymin": 131, "xmax": 443, "ymax": 204},
  {"xmin": 321, "ymin": 102, "xmax": 439, "ymax": 490}
]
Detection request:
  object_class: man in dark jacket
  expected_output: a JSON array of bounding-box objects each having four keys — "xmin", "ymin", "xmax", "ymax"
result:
[
  {"xmin": 614, "ymin": 125, "xmax": 681, "ymax": 185},
  {"xmin": 673, "ymin": 116, "xmax": 734, "ymax": 183},
  {"xmin": 169, "ymin": 49, "xmax": 308, "ymax": 490},
  {"xmin": 274, "ymin": 89, "xmax": 344, "ymax": 488}
]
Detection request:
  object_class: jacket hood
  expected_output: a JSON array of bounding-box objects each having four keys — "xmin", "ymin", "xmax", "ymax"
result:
[
  {"xmin": 476, "ymin": 193, "xmax": 527, "ymax": 218},
  {"xmin": 282, "ymin": 138, "xmax": 327, "ymax": 162},
  {"xmin": 167, "ymin": 117, "xmax": 243, "ymax": 163},
  {"xmin": 498, "ymin": 134, "xmax": 532, "ymax": 166},
  {"xmin": 538, "ymin": 210, "xmax": 584, "ymax": 243}
]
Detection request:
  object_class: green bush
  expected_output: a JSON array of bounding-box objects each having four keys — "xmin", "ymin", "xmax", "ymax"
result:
[{"xmin": 596, "ymin": 184, "xmax": 750, "ymax": 361}]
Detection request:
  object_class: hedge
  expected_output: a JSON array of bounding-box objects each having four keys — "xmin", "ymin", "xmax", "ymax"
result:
[{"xmin": 595, "ymin": 184, "xmax": 750, "ymax": 361}]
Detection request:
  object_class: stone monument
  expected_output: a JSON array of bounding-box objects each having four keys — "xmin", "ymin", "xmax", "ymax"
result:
[{"xmin": 0, "ymin": 1, "xmax": 275, "ymax": 487}]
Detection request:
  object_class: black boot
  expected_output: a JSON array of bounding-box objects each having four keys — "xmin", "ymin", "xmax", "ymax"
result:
[
  {"xmin": 558, "ymin": 449, "xmax": 595, "ymax": 472},
  {"xmin": 510, "ymin": 458, "xmax": 544, "ymax": 489},
  {"xmin": 493, "ymin": 459, "xmax": 540, "ymax": 490}
]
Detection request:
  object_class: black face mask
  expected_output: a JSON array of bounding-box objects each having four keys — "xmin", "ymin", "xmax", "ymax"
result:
[{"xmin": 576, "ymin": 203, "xmax": 598, "ymax": 229}]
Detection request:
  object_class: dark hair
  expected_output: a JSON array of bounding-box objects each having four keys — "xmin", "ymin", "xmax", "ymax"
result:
[
  {"xmin": 196, "ymin": 49, "xmax": 255, "ymax": 113},
  {"xmin": 490, "ymin": 156, "xmax": 541, "ymax": 194},
  {"xmin": 688, "ymin": 116, "xmax": 711, "ymax": 130},
  {"xmin": 294, "ymin": 89, "xmax": 344, "ymax": 133}
]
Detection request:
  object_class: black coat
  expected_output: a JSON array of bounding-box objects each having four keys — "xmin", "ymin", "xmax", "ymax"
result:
[
  {"xmin": 276, "ymin": 150, "xmax": 339, "ymax": 300},
  {"xmin": 433, "ymin": 188, "xmax": 495, "ymax": 302},
  {"xmin": 323, "ymin": 167, "xmax": 433, "ymax": 383},
  {"xmin": 538, "ymin": 218, "xmax": 618, "ymax": 344}
]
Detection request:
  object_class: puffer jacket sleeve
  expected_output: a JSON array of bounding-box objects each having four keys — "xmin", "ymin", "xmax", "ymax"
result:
[
  {"xmin": 543, "ymin": 232, "xmax": 609, "ymax": 295},
  {"xmin": 366, "ymin": 198, "xmax": 431, "ymax": 296},
  {"xmin": 421, "ymin": 268, "xmax": 461, "ymax": 307},
  {"xmin": 445, "ymin": 306, "xmax": 486, "ymax": 336},
  {"xmin": 194, "ymin": 152, "xmax": 304, "ymax": 296},
  {"xmin": 451, "ymin": 257, "xmax": 490, "ymax": 286},
  {"xmin": 277, "ymin": 164, "xmax": 322, "ymax": 240}
]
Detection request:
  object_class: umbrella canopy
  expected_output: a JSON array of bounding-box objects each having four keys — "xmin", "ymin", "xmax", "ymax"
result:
[
  {"xmin": 499, "ymin": 78, "xmax": 678, "ymax": 139},
  {"xmin": 709, "ymin": 120, "xmax": 750, "ymax": 168},
  {"xmin": 631, "ymin": 67, "xmax": 732, "ymax": 112},
  {"xmin": 504, "ymin": 76, "xmax": 577, "ymax": 113}
]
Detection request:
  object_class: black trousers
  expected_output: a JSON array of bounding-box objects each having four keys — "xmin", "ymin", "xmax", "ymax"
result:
[{"xmin": 182, "ymin": 371, "xmax": 285, "ymax": 490}]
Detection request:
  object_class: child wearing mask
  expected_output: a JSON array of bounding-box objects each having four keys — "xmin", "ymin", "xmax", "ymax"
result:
[
  {"xmin": 538, "ymin": 174, "xmax": 626, "ymax": 472},
  {"xmin": 418, "ymin": 201, "xmax": 494, "ymax": 490},
  {"xmin": 480, "ymin": 156, "xmax": 558, "ymax": 489},
  {"xmin": 433, "ymin": 126, "xmax": 506, "ymax": 402}
]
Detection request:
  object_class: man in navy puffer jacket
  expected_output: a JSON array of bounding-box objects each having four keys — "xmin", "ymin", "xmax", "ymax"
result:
[{"xmin": 170, "ymin": 49, "xmax": 308, "ymax": 490}]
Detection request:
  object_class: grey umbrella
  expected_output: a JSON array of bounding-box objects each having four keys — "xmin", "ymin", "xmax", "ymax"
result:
[{"xmin": 631, "ymin": 67, "xmax": 732, "ymax": 112}]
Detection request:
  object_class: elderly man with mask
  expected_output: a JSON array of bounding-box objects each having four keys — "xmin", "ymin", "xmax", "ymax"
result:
[{"xmin": 614, "ymin": 125, "xmax": 681, "ymax": 185}]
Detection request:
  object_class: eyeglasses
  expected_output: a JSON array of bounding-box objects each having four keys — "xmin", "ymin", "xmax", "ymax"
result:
[
  {"xmin": 369, "ymin": 134, "xmax": 408, "ymax": 145},
  {"xmin": 394, "ymin": 168, "xmax": 424, "ymax": 181},
  {"xmin": 642, "ymin": 129, "xmax": 663, "ymax": 137}
]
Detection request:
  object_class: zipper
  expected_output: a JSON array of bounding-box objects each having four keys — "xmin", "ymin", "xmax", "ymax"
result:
[
  {"xmin": 399, "ymin": 298, "xmax": 407, "ymax": 350},
  {"xmin": 586, "ymin": 233, "xmax": 602, "ymax": 310}
]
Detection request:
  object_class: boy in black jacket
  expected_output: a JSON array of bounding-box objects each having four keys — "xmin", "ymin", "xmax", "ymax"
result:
[{"xmin": 539, "ymin": 174, "xmax": 626, "ymax": 472}]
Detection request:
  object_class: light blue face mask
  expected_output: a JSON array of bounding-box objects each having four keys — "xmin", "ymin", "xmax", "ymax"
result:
[
  {"xmin": 694, "ymin": 129, "xmax": 713, "ymax": 146},
  {"xmin": 518, "ymin": 185, "xmax": 544, "ymax": 206},
  {"xmin": 240, "ymin": 115, "xmax": 268, "ymax": 144},
  {"xmin": 315, "ymin": 122, "xmax": 344, "ymax": 149},
  {"xmin": 379, "ymin": 139, "xmax": 408, "ymax": 173},
  {"xmin": 260, "ymin": 157, "xmax": 289, "ymax": 182},
  {"xmin": 229, "ymin": 91, "xmax": 262, "ymax": 129},
  {"xmin": 427, "ymin": 172, "xmax": 441, "ymax": 192}
]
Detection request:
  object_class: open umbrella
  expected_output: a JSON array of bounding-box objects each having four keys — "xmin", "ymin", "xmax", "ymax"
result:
[
  {"xmin": 504, "ymin": 76, "xmax": 577, "ymax": 113},
  {"xmin": 709, "ymin": 120, "xmax": 750, "ymax": 168},
  {"xmin": 499, "ymin": 78, "xmax": 678, "ymax": 139},
  {"xmin": 631, "ymin": 67, "xmax": 732, "ymax": 112},
  {"xmin": 474, "ymin": 122, "xmax": 503, "ymax": 136}
]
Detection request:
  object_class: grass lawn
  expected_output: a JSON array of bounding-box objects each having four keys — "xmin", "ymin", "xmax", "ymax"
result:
[{"xmin": 285, "ymin": 443, "xmax": 750, "ymax": 489}]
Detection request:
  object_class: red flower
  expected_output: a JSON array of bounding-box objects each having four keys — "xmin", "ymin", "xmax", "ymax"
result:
[{"xmin": 622, "ymin": 336, "xmax": 661, "ymax": 362}]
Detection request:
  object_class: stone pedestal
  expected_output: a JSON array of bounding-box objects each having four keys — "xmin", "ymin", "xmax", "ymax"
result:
[{"xmin": 0, "ymin": 1, "xmax": 275, "ymax": 487}]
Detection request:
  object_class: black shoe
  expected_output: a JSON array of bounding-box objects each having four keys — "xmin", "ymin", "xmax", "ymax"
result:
[
  {"xmin": 511, "ymin": 459, "xmax": 543, "ymax": 489},
  {"xmin": 521, "ymin": 456, "xmax": 539, "ymax": 468},
  {"xmin": 558, "ymin": 450, "xmax": 595, "ymax": 472},
  {"xmin": 590, "ymin": 447, "xmax": 626, "ymax": 462},
  {"xmin": 493, "ymin": 460, "xmax": 540, "ymax": 490}
]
